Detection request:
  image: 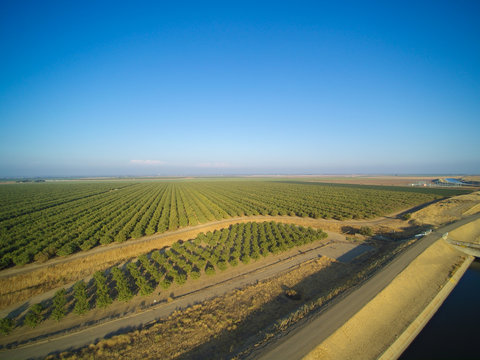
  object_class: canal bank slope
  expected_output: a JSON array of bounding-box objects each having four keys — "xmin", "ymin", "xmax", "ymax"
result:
[
  {"xmin": 303, "ymin": 238, "xmax": 473, "ymax": 360},
  {"xmin": 449, "ymin": 217, "xmax": 480, "ymax": 244}
]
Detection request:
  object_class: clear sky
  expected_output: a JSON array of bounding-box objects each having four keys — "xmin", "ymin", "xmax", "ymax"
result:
[{"xmin": 1, "ymin": 1, "xmax": 479, "ymax": 177}]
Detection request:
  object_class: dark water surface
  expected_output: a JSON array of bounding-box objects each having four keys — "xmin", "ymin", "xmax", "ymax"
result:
[{"xmin": 400, "ymin": 260, "xmax": 480, "ymax": 360}]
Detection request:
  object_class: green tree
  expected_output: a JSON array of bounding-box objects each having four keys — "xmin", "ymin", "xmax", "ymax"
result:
[
  {"xmin": 111, "ymin": 267, "xmax": 133, "ymax": 302},
  {"xmin": 94, "ymin": 271, "xmax": 112, "ymax": 308},
  {"xmin": 0, "ymin": 318, "xmax": 14, "ymax": 335},
  {"xmin": 359, "ymin": 226, "xmax": 373, "ymax": 236},
  {"xmin": 25, "ymin": 303, "xmax": 43, "ymax": 328},
  {"xmin": 205, "ymin": 263, "xmax": 216, "ymax": 275},
  {"xmin": 217, "ymin": 260, "xmax": 228, "ymax": 271},
  {"xmin": 173, "ymin": 271, "xmax": 187, "ymax": 285},
  {"xmin": 73, "ymin": 281, "xmax": 90, "ymax": 315},
  {"xmin": 127, "ymin": 262, "xmax": 153, "ymax": 296},
  {"xmin": 240, "ymin": 254, "xmax": 251, "ymax": 264},
  {"xmin": 51, "ymin": 289, "xmax": 67, "ymax": 321},
  {"xmin": 138, "ymin": 255, "xmax": 163, "ymax": 282},
  {"xmin": 160, "ymin": 277, "xmax": 172, "ymax": 289},
  {"xmin": 402, "ymin": 213, "xmax": 412, "ymax": 220},
  {"xmin": 190, "ymin": 269, "xmax": 201, "ymax": 279}
]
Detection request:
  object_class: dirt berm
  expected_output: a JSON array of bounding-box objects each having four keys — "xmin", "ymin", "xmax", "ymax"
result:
[{"xmin": 449, "ymin": 218, "xmax": 480, "ymax": 244}]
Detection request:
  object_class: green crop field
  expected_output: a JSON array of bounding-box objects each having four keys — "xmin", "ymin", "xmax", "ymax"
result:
[{"xmin": 0, "ymin": 180, "xmax": 468, "ymax": 268}]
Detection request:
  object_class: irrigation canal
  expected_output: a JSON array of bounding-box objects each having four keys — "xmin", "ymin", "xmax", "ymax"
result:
[{"xmin": 400, "ymin": 259, "xmax": 480, "ymax": 360}]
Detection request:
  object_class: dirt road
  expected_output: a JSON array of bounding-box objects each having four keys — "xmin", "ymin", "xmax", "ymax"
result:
[{"xmin": 253, "ymin": 212, "xmax": 480, "ymax": 360}]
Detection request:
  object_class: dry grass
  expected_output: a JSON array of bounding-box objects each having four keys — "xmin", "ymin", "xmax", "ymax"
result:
[
  {"xmin": 410, "ymin": 191, "xmax": 480, "ymax": 226},
  {"xmin": 462, "ymin": 176, "xmax": 480, "ymax": 182}
]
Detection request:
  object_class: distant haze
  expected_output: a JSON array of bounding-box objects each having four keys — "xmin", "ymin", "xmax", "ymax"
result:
[{"xmin": 1, "ymin": 2, "xmax": 479, "ymax": 177}]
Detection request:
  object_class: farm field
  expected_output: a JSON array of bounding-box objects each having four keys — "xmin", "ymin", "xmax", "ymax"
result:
[
  {"xmin": 0, "ymin": 180, "xmax": 468, "ymax": 268},
  {"xmin": 0, "ymin": 222, "xmax": 328, "ymax": 337}
]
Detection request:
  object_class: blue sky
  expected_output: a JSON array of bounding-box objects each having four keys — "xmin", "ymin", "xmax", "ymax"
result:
[{"xmin": 1, "ymin": 1, "xmax": 479, "ymax": 177}]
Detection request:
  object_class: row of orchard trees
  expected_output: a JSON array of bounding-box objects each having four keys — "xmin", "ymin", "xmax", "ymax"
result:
[
  {"xmin": 0, "ymin": 222, "xmax": 327, "ymax": 334},
  {"xmin": 1, "ymin": 180, "xmax": 461, "ymax": 268}
]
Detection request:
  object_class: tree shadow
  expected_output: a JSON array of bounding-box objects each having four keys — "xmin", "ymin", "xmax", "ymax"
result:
[
  {"xmin": 337, "ymin": 245, "xmax": 374, "ymax": 263},
  {"xmin": 341, "ymin": 225, "xmax": 358, "ymax": 234},
  {"xmin": 6, "ymin": 301, "xmax": 30, "ymax": 319},
  {"xmin": 86, "ymin": 277, "xmax": 96, "ymax": 309},
  {"xmin": 394, "ymin": 198, "xmax": 444, "ymax": 220}
]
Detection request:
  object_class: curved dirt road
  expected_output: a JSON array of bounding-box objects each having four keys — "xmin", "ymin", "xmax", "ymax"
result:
[{"xmin": 0, "ymin": 208, "xmax": 412, "ymax": 281}]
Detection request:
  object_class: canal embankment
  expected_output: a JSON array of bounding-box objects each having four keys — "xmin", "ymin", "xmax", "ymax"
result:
[
  {"xmin": 400, "ymin": 259, "xmax": 480, "ymax": 359},
  {"xmin": 302, "ymin": 238, "xmax": 472, "ymax": 360},
  {"xmin": 378, "ymin": 252, "xmax": 473, "ymax": 360}
]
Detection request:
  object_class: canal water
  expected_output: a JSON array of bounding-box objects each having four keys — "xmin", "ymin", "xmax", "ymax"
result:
[
  {"xmin": 400, "ymin": 259, "xmax": 480, "ymax": 360},
  {"xmin": 444, "ymin": 178, "xmax": 465, "ymax": 185}
]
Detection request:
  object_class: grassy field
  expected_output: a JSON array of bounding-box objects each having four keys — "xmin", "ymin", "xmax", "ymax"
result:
[{"xmin": 0, "ymin": 180, "xmax": 469, "ymax": 268}]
